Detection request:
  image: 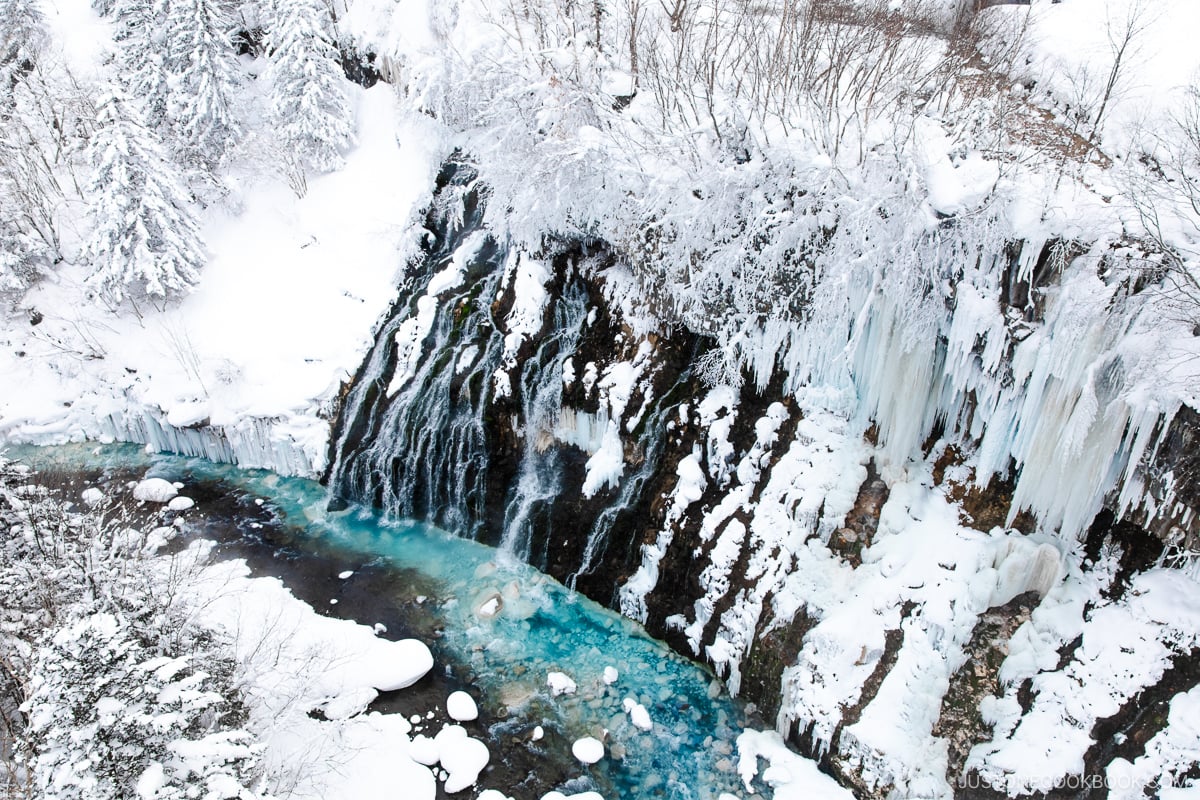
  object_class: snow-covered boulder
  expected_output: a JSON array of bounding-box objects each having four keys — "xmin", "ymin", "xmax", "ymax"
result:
[
  {"xmin": 132, "ymin": 478, "xmax": 178, "ymax": 503},
  {"xmin": 434, "ymin": 725, "xmax": 490, "ymax": 792},
  {"xmin": 547, "ymin": 671, "xmax": 576, "ymax": 696},
  {"xmin": 572, "ymin": 736, "xmax": 604, "ymax": 764},
  {"xmin": 364, "ymin": 639, "xmax": 434, "ymax": 691},
  {"xmin": 447, "ymin": 691, "xmax": 478, "ymax": 721}
]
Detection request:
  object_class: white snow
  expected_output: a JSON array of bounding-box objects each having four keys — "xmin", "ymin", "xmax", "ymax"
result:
[
  {"xmin": 0, "ymin": 79, "xmax": 448, "ymax": 479},
  {"xmin": 737, "ymin": 730, "xmax": 855, "ymax": 800},
  {"xmin": 622, "ymin": 698, "xmax": 653, "ymax": 732},
  {"xmin": 547, "ymin": 671, "xmax": 577, "ymax": 697},
  {"xmin": 166, "ymin": 495, "xmax": 194, "ymax": 511},
  {"xmin": 602, "ymin": 666, "xmax": 618, "ymax": 685},
  {"xmin": 132, "ymin": 478, "xmax": 179, "ymax": 503},
  {"xmin": 80, "ymin": 487, "xmax": 104, "ymax": 506},
  {"xmin": 433, "ymin": 724, "xmax": 490, "ymax": 793},
  {"xmin": 446, "ymin": 691, "xmax": 478, "ymax": 722},
  {"xmin": 176, "ymin": 549, "xmax": 440, "ymax": 799},
  {"xmin": 571, "ymin": 736, "xmax": 605, "ymax": 764}
]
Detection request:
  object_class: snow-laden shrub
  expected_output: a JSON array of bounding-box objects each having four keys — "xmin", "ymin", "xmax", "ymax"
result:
[
  {"xmin": 23, "ymin": 613, "xmax": 263, "ymax": 800},
  {"xmin": 0, "ymin": 459, "xmax": 272, "ymax": 799}
]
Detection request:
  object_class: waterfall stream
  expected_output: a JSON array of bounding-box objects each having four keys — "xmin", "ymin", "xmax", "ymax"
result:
[{"xmin": 326, "ymin": 158, "xmax": 691, "ymax": 594}]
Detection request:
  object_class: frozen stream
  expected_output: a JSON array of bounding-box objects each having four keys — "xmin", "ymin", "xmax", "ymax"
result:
[{"xmin": 10, "ymin": 443, "xmax": 764, "ymax": 800}]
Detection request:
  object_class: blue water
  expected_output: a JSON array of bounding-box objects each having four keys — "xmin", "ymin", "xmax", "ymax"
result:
[{"xmin": 7, "ymin": 443, "xmax": 754, "ymax": 799}]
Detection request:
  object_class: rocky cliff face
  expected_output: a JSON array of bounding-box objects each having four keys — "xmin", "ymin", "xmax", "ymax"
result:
[{"xmin": 327, "ymin": 158, "xmax": 1200, "ymax": 798}]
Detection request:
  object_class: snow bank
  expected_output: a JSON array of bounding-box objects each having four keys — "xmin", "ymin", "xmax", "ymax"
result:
[
  {"xmin": 0, "ymin": 85, "xmax": 448, "ymax": 480},
  {"xmin": 181, "ymin": 552, "xmax": 440, "ymax": 799},
  {"xmin": 736, "ymin": 729, "xmax": 855, "ymax": 800}
]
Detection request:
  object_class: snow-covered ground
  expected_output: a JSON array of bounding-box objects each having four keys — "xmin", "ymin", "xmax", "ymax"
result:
[
  {"xmin": 0, "ymin": 82, "xmax": 445, "ymax": 473},
  {"xmin": 2, "ymin": 0, "xmax": 452, "ymax": 473}
]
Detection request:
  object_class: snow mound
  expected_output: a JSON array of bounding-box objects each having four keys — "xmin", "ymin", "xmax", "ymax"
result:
[
  {"xmin": 547, "ymin": 671, "xmax": 577, "ymax": 696},
  {"xmin": 132, "ymin": 478, "xmax": 178, "ymax": 503},
  {"xmin": 434, "ymin": 724, "xmax": 490, "ymax": 793},
  {"xmin": 571, "ymin": 736, "xmax": 604, "ymax": 764},
  {"xmin": 81, "ymin": 487, "xmax": 105, "ymax": 506},
  {"xmin": 166, "ymin": 496, "xmax": 194, "ymax": 511},
  {"xmin": 446, "ymin": 690, "xmax": 478, "ymax": 722},
  {"xmin": 622, "ymin": 697, "xmax": 653, "ymax": 732},
  {"xmin": 365, "ymin": 639, "xmax": 434, "ymax": 691}
]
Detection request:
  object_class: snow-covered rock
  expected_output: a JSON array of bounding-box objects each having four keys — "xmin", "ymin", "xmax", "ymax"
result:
[
  {"xmin": 446, "ymin": 691, "xmax": 478, "ymax": 722},
  {"xmin": 547, "ymin": 671, "xmax": 576, "ymax": 696},
  {"xmin": 366, "ymin": 639, "xmax": 434, "ymax": 691},
  {"xmin": 434, "ymin": 725, "xmax": 490, "ymax": 793},
  {"xmin": 166, "ymin": 495, "xmax": 194, "ymax": 511},
  {"xmin": 571, "ymin": 736, "xmax": 604, "ymax": 764},
  {"xmin": 132, "ymin": 478, "xmax": 178, "ymax": 503}
]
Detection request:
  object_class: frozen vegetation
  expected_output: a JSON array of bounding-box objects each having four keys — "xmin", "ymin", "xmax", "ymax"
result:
[{"xmin": 4, "ymin": 0, "xmax": 1200, "ymax": 796}]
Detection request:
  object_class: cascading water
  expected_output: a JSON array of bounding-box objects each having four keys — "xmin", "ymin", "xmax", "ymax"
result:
[
  {"xmin": 498, "ymin": 277, "xmax": 590, "ymax": 560},
  {"xmin": 330, "ymin": 160, "xmax": 506, "ymax": 541},
  {"xmin": 327, "ymin": 158, "xmax": 696, "ymax": 589}
]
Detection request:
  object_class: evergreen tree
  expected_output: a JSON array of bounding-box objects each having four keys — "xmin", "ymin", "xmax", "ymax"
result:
[
  {"xmin": 0, "ymin": 0, "xmax": 47, "ymax": 115},
  {"xmin": 164, "ymin": 0, "xmax": 242, "ymax": 169},
  {"xmin": 265, "ymin": 0, "xmax": 354, "ymax": 172},
  {"xmin": 109, "ymin": 0, "xmax": 171, "ymax": 127},
  {"xmin": 83, "ymin": 90, "xmax": 205, "ymax": 304}
]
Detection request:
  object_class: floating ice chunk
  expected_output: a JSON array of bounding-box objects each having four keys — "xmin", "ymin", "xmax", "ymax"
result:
[
  {"xmin": 132, "ymin": 478, "xmax": 178, "ymax": 503},
  {"xmin": 572, "ymin": 736, "xmax": 604, "ymax": 764},
  {"xmin": 338, "ymin": 570, "xmax": 354, "ymax": 579},
  {"xmin": 447, "ymin": 691, "xmax": 478, "ymax": 722},
  {"xmin": 435, "ymin": 725, "xmax": 490, "ymax": 792},
  {"xmin": 81, "ymin": 487, "xmax": 104, "ymax": 506},
  {"xmin": 547, "ymin": 671, "xmax": 577, "ymax": 696},
  {"xmin": 602, "ymin": 666, "xmax": 619, "ymax": 685},
  {"xmin": 622, "ymin": 698, "xmax": 653, "ymax": 731},
  {"xmin": 542, "ymin": 793, "xmax": 604, "ymax": 800},
  {"xmin": 167, "ymin": 496, "xmax": 194, "ymax": 511},
  {"xmin": 531, "ymin": 725, "xmax": 544, "ymax": 741},
  {"xmin": 366, "ymin": 639, "xmax": 434, "ymax": 691},
  {"xmin": 478, "ymin": 791, "xmax": 514, "ymax": 800}
]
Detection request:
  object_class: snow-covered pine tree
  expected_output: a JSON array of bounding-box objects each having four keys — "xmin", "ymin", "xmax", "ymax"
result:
[
  {"xmin": 164, "ymin": 0, "xmax": 242, "ymax": 170},
  {"xmin": 83, "ymin": 90, "xmax": 205, "ymax": 304},
  {"xmin": 265, "ymin": 0, "xmax": 354, "ymax": 173},
  {"xmin": 109, "ymin": 0, "xmax": 170, "ymax": 126},
  {"xmin": 0, "ymin": 0, "xmax": 47, "ymax": 115}
]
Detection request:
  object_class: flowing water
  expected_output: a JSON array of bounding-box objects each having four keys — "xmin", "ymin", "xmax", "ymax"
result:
[{"xmin": 8, "ymin": 443, "xmax": 758, "ymax": 800}]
